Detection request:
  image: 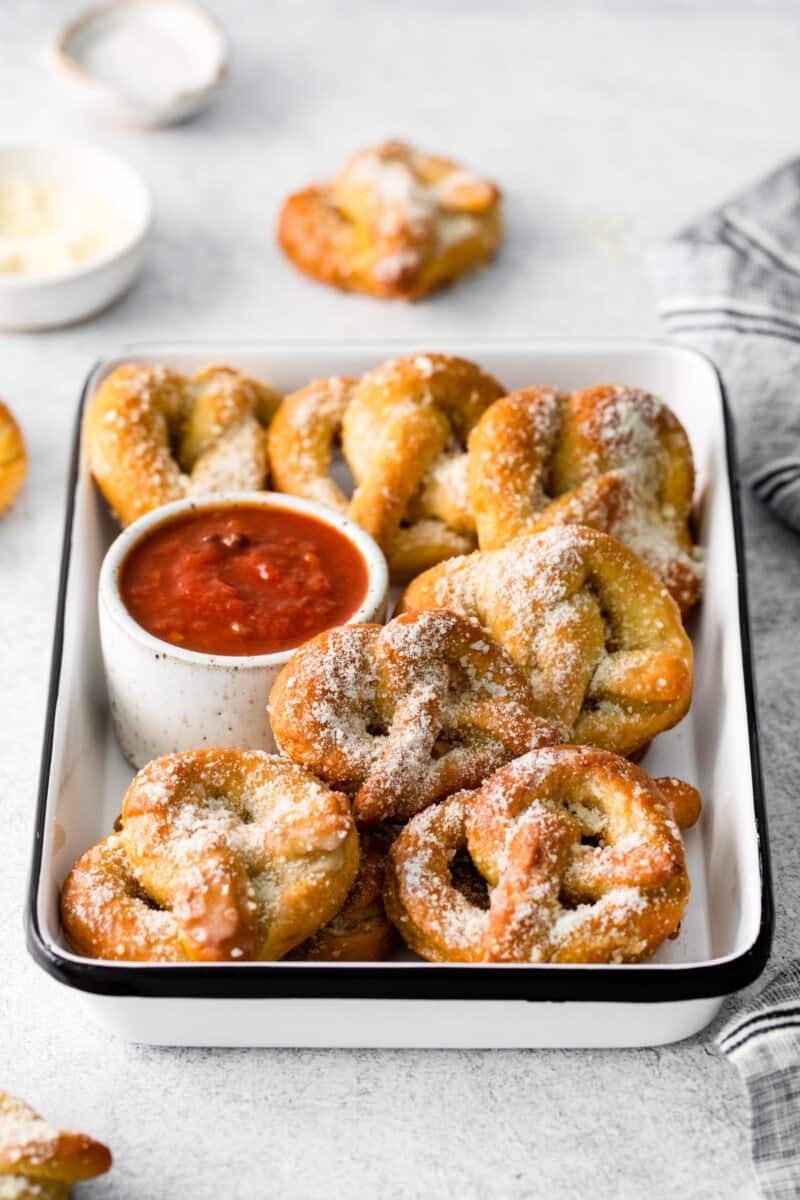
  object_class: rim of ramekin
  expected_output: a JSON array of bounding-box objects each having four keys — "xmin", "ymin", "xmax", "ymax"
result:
[{"xmin": 98, "ymin": 491, "xmax": 389, "ymax": 669}]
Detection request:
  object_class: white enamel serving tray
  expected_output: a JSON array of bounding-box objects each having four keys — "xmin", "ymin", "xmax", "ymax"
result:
[{"xmin": 27, "ymin": 340, "xmax": 772, "ymax": 1048}]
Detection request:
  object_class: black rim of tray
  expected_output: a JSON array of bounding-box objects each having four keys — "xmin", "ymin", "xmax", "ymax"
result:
[{"xmin": 25, "ymin": 341, "xmax": 774, "ymax": 1002}]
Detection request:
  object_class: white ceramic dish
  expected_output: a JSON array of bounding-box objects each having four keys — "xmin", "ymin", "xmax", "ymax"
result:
[
  {"xmin": 99, "ymin": 491, "xmax": 389, "ymax": 767},
  {"xmin": 0, "ymin": 144, "xmax": 151, "ymax": 330},
  {"xmin": 27, "ymin": 340, "xmax": 772, "ymax": 1048},
  {"xmin": 53, "ymin": 0, "xmax": 227, "ymax": 128}
]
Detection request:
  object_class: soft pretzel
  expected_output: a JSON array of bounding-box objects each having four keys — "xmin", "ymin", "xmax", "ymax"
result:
[
  {"xmin": 84, "ymin": 363, "xmax": 282, "ymax": 526},
  {"xmin": 61, "ymin": 750, "xmax": 359, "ymax": 962},
  {"xmin": 0, "ymin": 401, "xmax": 27, "ymax": 516},
  {"xmin": 289, "ymin": 830, "xmax": 396, "ymax": 961},
  {"xmin": 61, "ymin": 834, "xmax": 188, "ymax": 963},
  {"xmin": 383, "ymin": 791, "xmax": 489, "ymax": 962},
  {"xmin": 399, "ymin": 525, "xmax": 693, "ymax": 757},
  {"xmin": 469, "ymin": 746, "xmax": 693, "ymax": 963},
  {"xmin": 269, "ymin": 609, "xmax": 562, "ymax": 825},
  {"xmin": 267, "ymin": 354, "xmax": 504, "ymax": 581},
  {"xmin": 384, "ymin": 747, "xmax": 695, "ymax": 963},
  {"xmin": 267, "ymin": 375, "xmax": 358, "ymax": 511},
  {"xmin": 0, "ymin": 1090, "xmax": 111, "ymax": 1198},
  {"xmin": 278, "ymin": 140, "xmax": 503, "ymax": 300},
  {"xmin": 468, "ymin": 384, "xmax": 701, "ymax": 613}
]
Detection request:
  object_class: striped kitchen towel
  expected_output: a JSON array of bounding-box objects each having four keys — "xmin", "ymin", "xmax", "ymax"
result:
[
  {"xmin": 717, "ymin": 964, "xmax": 800, "ymax": 1200},
  {"xmin": 650, "ymin": 160, "xmax": 800, "ymax": 1199},
  {"xmin": 649, "ymin": 156, "xmax": 800, "ymax": 532}
]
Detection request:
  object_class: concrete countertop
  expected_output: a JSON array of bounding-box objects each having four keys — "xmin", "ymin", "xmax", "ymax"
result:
[{"xmin": 2, "ymin": 2, "xmax": 798, "ymax": 1196}]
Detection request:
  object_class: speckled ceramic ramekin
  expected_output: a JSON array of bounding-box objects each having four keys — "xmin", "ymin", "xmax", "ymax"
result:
[{"xmin": 98, "ymin": 491, "xmax": 389, "ymax": 768}]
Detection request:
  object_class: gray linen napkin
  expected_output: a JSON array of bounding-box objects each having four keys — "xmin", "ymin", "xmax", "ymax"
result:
[
  {"xmin": 649, "ymin": 159, "xmax": 800, "ymax": 1200},
  {"xmin": 650, "ymin": 157, "xmax": 800, "ymax": 529}
]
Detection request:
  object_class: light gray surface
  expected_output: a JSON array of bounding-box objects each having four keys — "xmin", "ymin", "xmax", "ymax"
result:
[{"xmin": 1, "ymin": 2, "xmax": 798, "ymax": 1196}]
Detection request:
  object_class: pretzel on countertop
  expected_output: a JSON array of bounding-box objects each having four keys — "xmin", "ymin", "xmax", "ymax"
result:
[
  {"xmin": 0, "ymin": 1090, "xmax": 111, "ymax": 1199},
  {"xmin": 84, "ymin": 363, "xmax": 283, "ymax": 526},
  {"xmin": 277, "ymin": 140, "xmax": 503, "ymax": 300},
  {"xmin": 399, "ymin": 525, "xmax": 693, "ymax": 758},
  {"xmin": 267, "ymin": 354, "xmax": 505, "ymax": 581},
  {"xmin": 268, "ymin": 609, "xmax": 562, "ymax": 825},
  {"xmin": 60, "ymin": 750, "xmax": 359, "ymax": 962},
  {"xmin": 468, "ymin": 384, "xmax": 701, "ymax": 613},
  {"xmin": 384, "ymin": 747, "xmax": 696, "ymax": 964},
  {"xmin": 0, "ymin": 401, "xmax": 27, "ymax": 516}
]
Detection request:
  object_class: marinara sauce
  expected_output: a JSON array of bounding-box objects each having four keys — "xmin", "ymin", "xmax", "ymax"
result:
[{"xmin": 120, "ymin": 505, "xmax": 370, "ymax": 656}]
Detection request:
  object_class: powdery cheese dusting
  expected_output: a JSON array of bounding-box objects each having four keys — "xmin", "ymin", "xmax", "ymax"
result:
[
  {"xmin": 271, "ymin": 611, "xmax": 556, "ymax": 825},
  {"xmin": 396, "ymin": 798, "xmax": 488, "ymax": 952},
  {"xmin": 65, "ymin": 751, "xmax": 354, "ymax": 961},
  {"xmin": 0, "ymin": 1097, "xmax": 58, "ymax": 1167},
  {"xmin": 577, "ymin": 386, "xmax": 703, "ymax": 591},
  {"xmin": 339, "ymin": 148, "xmax": 495, "ymax": 283},
  {"xmin": 92, "ymin": 365, "xmax": 273, "ymax": 506}
]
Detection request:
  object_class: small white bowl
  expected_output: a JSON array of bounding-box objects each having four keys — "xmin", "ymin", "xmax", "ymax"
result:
[
  {"xmin": 99, "ymin": 492, "xmax": 389, "ymax": 769},
  {"xmin": 0, "ymin": 143, "xmax": 152, "ymax": 331},
  {"xmin": 53, "ymin": 0, "xmax": 227, "ymax": 129}
]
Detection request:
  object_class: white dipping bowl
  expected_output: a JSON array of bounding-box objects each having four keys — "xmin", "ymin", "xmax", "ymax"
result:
[
  {"xmin": 99, "ymin": 492, "xmax": 389, "ymax": 769},
  {"xmin": 0, "ymin": 143, "xmax": 152, "ymax": 330},
  {"xmin": 53, "ymin": 0, "xmax": 227, "ymax": 129}
]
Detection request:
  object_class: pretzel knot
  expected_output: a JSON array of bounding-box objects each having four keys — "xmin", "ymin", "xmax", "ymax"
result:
[
  {"xmin": 85, "ymin": 363, "xmax": 282, "ymax": 526},
  {"xmin": 383, "ymin": 747, "xmax": 696, "ymax": 963},
  {"xmin": 269, "ymin": 609, "xmax": 562, "ymax": 825},
  {"xmin": 267, "ymin": 353, "xmax": 504, "ymax": 580},
  {"xmin": 60, "ymin": 751, "xmax": 359, "ymax": 962},
  {"xmin": 0, "ymin": 1090, "xmax": 111, "ymax": 1197},
  {"xmin": 468, "ymin": 384, "xmax": 701, "ymax": 613},
  {"xmin": 277, "ymin": 140, "xmax": 503, "ymax": 300},
  {"xmin": 399, "ymin": 524, "xmax": 693, "ymax": 757}
]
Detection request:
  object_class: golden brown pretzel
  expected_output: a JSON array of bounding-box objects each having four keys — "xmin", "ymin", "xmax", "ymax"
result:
[
  {"xmin": 84, "ymin": 363, "xmax": 282, "ymax": 526},
  {"xmin": 384, "ymin": 747, "xmax": 694, "ymax": 963},
  {"xmin": 383, "ymin": 791, "xmax": 489, "ymax": 962},
  {"xmin": 0, "ymin": 400, "xmax": 27, "ymax": 516},
  {"xmin": 269, "ymin": 609, "xmax": 562, "ymax": 825},
  {"xmin": 61, "ymin": 750, "xmax": 359, "ymax": 962},
  {"xmin": 0, "ymin": 1090, "xmax": 111, "ymax": 1198},
  {"xmin": 399, "ymin": 525, "xmax": 693, "ymax": 757},
  {"xmin": 289, "ymin": 830, "xmax": 396, "ymax": 961},
  {"xmin": 468, "ymin": 384, "xmax": 701, "ymax": 613},
  {"xmin": 267, "ymin": 375, "xmax": 358, "ymax": 511},
  {"xmin": 343, "ymin": 354, "xmax": 503, "ymax": 572},
  {"xmin": 278, "ymin": 140, "xmax": 503, "ymax": 300},
  {"xmin": 268, "ymin": 354, "xmax": 504, "ymax": 581},
  {"xmin": 468, "ymin": 746, "xmax": 692, "ymax": 963},
  {"xmin": 60, "ymin": 834, "xmax": 188, "ymax": 963}
]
